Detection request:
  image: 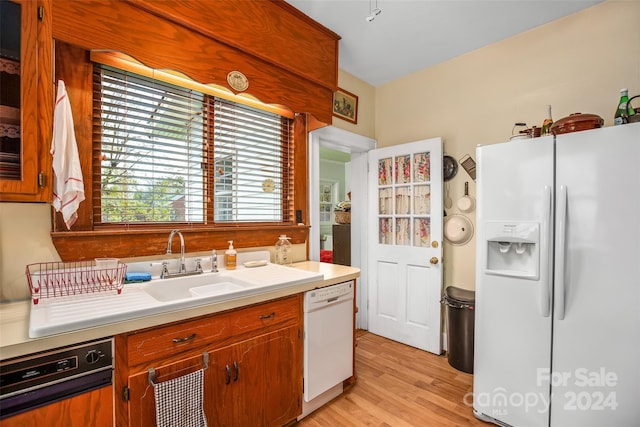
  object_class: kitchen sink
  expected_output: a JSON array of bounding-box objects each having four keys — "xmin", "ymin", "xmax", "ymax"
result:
[
  {"xmin": 28, "ymin": 256, "xmax": 325, "ymax": 338},
  {"xmin": 142, "ymin": 273, "xmax": 254, "ymax": 302}
]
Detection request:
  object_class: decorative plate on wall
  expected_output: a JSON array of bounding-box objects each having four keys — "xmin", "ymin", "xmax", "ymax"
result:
[{"xmin": 444, "ymin": 214, "xmax": 474, "ymax": 245}]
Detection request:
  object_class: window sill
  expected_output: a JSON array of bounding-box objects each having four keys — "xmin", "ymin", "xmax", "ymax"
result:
[{"xmin": 51, "ymin": 225, "xmax": 310, "ymax": 262}]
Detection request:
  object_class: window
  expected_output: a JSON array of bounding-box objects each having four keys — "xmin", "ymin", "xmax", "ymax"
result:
[{"xmin": 92, "ymin": 65, "xmax": 294, "ymax": 226}]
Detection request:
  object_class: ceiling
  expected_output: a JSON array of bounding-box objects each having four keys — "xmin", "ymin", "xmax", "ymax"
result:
[{"xmin": 286, "ymin": 0, "xmax": 602, "ymax": 86}]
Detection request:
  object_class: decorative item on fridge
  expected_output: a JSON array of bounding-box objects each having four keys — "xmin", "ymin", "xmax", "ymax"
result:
[
  {"xmin": 510, "ymin": 122, "xmax": 531, "ymax": 141},
  {"xmin": 614, "ymin": 88, "xmax": 636, "ymax": 125},
  {"xmin": 626, "ymin": 94, "xmax": 640, "ymax": 123},
  {"xmin": 550, "ymin": 112, "xmax": 604, "ymax": 135},
  {"xmin": 541, "ymin": 105, "xmax": 553, "ymax": 135}
]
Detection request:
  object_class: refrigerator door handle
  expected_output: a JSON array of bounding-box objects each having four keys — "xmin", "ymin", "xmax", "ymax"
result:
[
  {"xmin": 539, "ymin": 185, "xmax": 552, "ymax": 317},
  {"xmin": 555, "ymin": 185, "xmax": 568, "ymax": 320}
]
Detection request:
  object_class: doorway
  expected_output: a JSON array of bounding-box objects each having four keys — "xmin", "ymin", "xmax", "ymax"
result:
[{"xmin": 308, "ymin": 126, "xmax": 376, "ymax": 329}]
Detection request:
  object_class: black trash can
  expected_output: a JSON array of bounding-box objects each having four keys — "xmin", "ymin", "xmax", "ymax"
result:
[{"xmin": 442, "ymin": 286, "xmax": 475, "ymax": 374}]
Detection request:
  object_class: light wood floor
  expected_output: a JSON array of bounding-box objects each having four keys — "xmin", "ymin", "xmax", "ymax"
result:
[{"xmin": 297, "ymin": 331, "xmax": 488, "ymax": 427}]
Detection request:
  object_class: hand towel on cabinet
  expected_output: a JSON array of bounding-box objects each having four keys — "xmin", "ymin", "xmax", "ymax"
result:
[
  {"xmin": 51, "ymin": 80, "xmax": 84, "ymax": 229},
  {"xmin": 153, "ymin": 369, "xmax": 207, "ymax": 427}
]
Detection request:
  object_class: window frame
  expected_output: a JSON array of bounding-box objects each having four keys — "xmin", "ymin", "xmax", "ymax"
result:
[
  {"xmin": 91, "ymin": 64, "xmax": 295, "ymax": 229},
  {"xmin": 50, "ymin": 42, "xmax": 311, "ymax": 262}
]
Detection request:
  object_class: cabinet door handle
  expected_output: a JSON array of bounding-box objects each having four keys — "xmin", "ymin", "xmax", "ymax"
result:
[
  {"xmin": 233, "ymin": 361, "xmax": 239, "ymax": 382},
  {"xmin": 259, "ymin": 312, "xmax": 275, "ymax": 320},
  {"xmin": 225, "ymin": 365, "xmax": 231, "ymax": 385},
  {"xmin": 172, "ymin": 333, "xmax": 196, "ymax": 343}
]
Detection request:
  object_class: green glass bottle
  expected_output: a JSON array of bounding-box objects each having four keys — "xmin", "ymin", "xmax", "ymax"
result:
[
  {"xmin": 614, "ymin": 88, "xmax": 634, "ymax": 125},
  {"xmin": 541, "ymin": 105, "xmax": 553, "ymax": 135}
]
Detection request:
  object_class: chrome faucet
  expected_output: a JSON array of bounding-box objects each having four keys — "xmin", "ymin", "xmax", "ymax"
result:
[
  {"xmin": 166, "ymin": 229, "xmax": 186, "ymax": 274},
  {"xmin": 161, "ymin": 229, "xmax": 204, "ymax": 279}
]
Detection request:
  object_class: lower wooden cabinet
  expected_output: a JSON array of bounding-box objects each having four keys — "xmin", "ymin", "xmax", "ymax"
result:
[
  {"xmin": 205, "ymin": 326, "xmax": 301, "ymax": 426},
  {"xmin": 116, "ymin": 295, "xmax": 303, "ymax": 427},
  {"xmin": 1, "ymin": 385, "xmax": 113, "ymax": 427}
]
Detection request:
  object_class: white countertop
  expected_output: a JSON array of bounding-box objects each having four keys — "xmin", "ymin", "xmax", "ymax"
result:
[{"xmin": 0, "ymin": 262, "xmax": 359, "ymax": 361}]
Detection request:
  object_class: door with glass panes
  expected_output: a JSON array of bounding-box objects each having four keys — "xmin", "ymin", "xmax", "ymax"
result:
[{"xmin": 367, "ymin": 138, "xmax": 443, "ymax": 354}]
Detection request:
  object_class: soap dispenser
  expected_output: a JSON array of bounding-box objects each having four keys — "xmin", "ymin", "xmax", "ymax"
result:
[{"xmin": 225, "ymin": 240, "xmax": 237, "ymax": 270}]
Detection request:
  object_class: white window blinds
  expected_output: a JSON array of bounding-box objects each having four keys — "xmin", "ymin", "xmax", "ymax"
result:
[
  {"xmin": 212, "ymin": 99, "xmax": 293, "ymax": 223},
  {"xmin": 92, "ymin": 65, "xmax": 293, "ymax": 225}
]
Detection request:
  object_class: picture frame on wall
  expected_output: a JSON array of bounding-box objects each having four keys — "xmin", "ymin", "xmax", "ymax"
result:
[{"xmin": 332, "ymin": 88, "xmax": 358, "ymax": 124}]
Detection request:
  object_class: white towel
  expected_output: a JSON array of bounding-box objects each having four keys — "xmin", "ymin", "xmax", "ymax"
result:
[
  {"xmin": 51, "ymin": 80, "xmax": 84, "ymax": 229},
  {"xmin": 153, "ymin": 369, "xmax": 207, "ymax": 427}
]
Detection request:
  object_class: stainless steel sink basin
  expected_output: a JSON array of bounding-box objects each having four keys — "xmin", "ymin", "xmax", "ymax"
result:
[{"xmin": 143, "ymin": 273, "xmax": 253, "ymax": 302}]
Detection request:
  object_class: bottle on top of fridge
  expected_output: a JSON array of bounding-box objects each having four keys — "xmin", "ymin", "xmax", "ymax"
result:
[
  {"xmin": 541, "ymin": 105, "xmax": 553, "ymax": 135},
  {"xmin": 275, "ymin": 235, "xmax": 292, "ymax": 265},
  {"xmin": 614, "ymin": 88, "xmax": 634, "ymax": 125}
]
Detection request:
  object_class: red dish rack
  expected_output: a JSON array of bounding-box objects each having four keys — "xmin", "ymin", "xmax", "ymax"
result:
[{"xmin": 26, "ymin": 261, "xmax": 127, "ymax": 305}]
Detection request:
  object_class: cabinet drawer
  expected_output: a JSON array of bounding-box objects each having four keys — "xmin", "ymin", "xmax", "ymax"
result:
[
  {"xmin": 228, "ymin": 294, "xmax": 301, "ymax": 337},
  {"xmin": 127, "ymin": 315, "xmax": 228, "ymax": 367},
  {"xmin": 126, "ymin": 295, "xmax": 302, "ymax": 366}
]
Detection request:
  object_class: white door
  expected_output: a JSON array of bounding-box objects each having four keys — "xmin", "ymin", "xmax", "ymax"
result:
[{"xmin": 367, "ymin": 138, "xmax": 443, "ymax": 353}]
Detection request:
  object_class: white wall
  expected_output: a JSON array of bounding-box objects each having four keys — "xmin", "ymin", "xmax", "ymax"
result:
[{"xmin": 0, "ymin": 203, "xmax": 60, "ymax": 301}]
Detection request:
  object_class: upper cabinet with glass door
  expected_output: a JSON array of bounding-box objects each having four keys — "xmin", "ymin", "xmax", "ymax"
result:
[{"xmin": 0, "ymin": 0, "xmax": 49, "ymax": 201}]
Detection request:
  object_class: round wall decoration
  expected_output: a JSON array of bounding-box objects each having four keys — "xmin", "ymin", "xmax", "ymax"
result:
[
  {"xmin": 227, "ymin": 71, "xmax": 249, "ymax": 92},
  {"xmin": 262, "ymin": 178, "xmax": 275, "ymax": 193}
]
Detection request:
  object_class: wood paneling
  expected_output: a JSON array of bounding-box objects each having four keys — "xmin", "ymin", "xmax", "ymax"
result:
[
  {"xmin": 1, "ymin": 385, "xmax": 113, "ymax": 426},
  {"xmin": 51, "ymin": 225, "xmax": 309, "ymax": 261},
  {"xmin": 129, "ymin": 0, "xmax": 339, "ymax": 90},
  {"xmin": 50, "ymin": 0, "xmax": 336, "ymax": 124}
]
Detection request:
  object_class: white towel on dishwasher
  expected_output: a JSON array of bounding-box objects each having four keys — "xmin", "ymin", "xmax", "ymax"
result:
[
  {"xmin": 51, "ymin": 80, "xmax": 84, "ymax": 229},
  {"xmin": 153, "ymin": 369, "xmax": 207, "ymax": 427}
]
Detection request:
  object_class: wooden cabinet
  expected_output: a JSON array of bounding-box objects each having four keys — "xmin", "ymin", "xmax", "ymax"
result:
[
  {"xmin": 210, "ymin": 326, "xmax": 301, "ymax": 426},
  {"xmin": 115, "ymin": 295, "xmax": 303, "ymax": 427},
  {"xmin": 0, "ymin": 0, "xmax": 52, "ymax": 201},
  {"xmin": 0, "ymin": 385, "xmax": 113, "ymax": 427},
  {"xmin": 332, "ymin": 223, "xmax": 351, "ymax": 266}
]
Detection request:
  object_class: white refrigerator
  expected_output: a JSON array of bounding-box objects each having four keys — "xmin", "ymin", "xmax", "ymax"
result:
[{"xmin": 473, "ymin": 122, "xmax": 640, "ymax": 427}]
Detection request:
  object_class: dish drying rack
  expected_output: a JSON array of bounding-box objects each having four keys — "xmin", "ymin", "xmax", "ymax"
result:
[{"xmin": 26, "ymin": 261, "xmax": 127, "ymax": 305}]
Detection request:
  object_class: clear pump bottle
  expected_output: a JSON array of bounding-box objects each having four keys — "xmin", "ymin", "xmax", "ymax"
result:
[
  {"xmin": 225, "ymin": 240, "xmax": 237, "ymax": 270},
  {"xmin": 275, "ymin": 235, "xmax": 292, "ymax": 265}
]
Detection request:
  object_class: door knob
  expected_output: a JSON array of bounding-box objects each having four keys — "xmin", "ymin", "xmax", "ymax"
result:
[{"xmin": 430, "ymin": 257, "xmax": 439, "ymax": 265}]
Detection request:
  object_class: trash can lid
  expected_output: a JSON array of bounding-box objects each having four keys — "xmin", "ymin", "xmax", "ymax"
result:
[{"xmin": 445, "ymin": 286, "xmax": 475, "ymax": 304}]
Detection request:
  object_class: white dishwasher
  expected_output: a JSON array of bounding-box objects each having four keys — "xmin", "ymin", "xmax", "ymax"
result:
[{"xmin": 300, "ymin": 280, "xmax": 354, "ymax": 419}]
